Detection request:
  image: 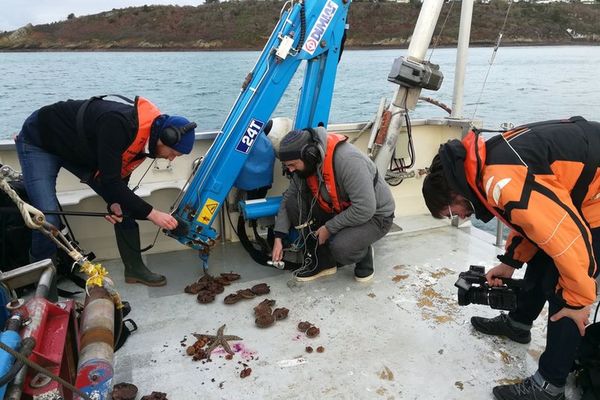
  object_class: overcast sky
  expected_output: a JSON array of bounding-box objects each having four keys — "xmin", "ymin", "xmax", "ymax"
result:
[{"xmin": 1, "ymin": 1, "xmax": 203, "ymax": 32}]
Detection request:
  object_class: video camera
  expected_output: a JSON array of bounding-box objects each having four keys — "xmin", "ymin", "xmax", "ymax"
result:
[{"xmin": 454, "ymin": 265, "xmax": 526, "ymax": 311}]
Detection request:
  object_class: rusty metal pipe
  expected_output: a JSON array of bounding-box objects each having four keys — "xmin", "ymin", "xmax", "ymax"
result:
[
  {"xmin": 34, "ymin": 265, "xmax": 56, "ymax": 299},
  {"xmin": 75, "ymin": 286, "xmax": 114, "ymax": 400},
  {"xmin": 0, "ymin": 259, "xmax": 54, "ymax": 294}
]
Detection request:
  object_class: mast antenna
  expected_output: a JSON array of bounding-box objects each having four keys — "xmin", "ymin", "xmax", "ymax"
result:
[{"xmin": 471, "ymin": 0, "xmax": 514, "ymax": 122}]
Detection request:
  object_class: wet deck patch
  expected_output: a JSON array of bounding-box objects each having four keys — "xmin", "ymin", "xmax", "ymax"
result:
[
  {"xmin": 378, "ymin": 366, "xmax": 394, "ymax": 381},
  {"xmin": 392, "ymin": 274, "xmax": 409, "ymax": 282}
]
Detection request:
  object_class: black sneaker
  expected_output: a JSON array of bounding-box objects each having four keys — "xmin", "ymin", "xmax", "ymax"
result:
[
  {"xmin": 295, "ymin": 243, "xmax": 337, "ymax": 282},
  {"xmin": 471, "ymin": 313, "xmax": 531, "ymax": 344},
  {"xmin": 493, "ymin": 375, "xmax": 565, "ymax": 400},
  {"xmin": 354, "ymin": 246, "xmax": 374, "ymax": 282},
  {"xmin": 295, "ymin": 265, "xmax": 337, "ymax": 282}
]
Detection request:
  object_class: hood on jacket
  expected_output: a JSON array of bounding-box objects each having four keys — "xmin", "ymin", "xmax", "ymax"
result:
[{"xmin": 439, "ymin": 139, "xmax": 494, "ymax": 223}]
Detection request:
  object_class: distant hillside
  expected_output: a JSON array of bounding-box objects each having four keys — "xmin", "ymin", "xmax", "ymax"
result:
[{"xmin": 1, "ymin": 1, "xmax": 599, "ymax": 50}]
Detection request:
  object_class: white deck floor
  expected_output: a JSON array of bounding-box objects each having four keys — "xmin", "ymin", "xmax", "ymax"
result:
[{"xmin": 97, "ymin": 215, "xmax": 584, "ymax": 400}]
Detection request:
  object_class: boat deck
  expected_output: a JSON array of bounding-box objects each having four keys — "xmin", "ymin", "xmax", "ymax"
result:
[{"xmin": 93, "ymin": 215, "xmax": 584, "ymax": 400}]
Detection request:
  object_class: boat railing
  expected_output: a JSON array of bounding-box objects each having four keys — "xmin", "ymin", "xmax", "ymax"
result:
[{"xmin": 495, "ymin": 219, "xmax": 505, "ymax": 247}]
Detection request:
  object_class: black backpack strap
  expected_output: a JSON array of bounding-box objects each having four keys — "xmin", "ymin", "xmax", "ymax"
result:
[
  {"xmin": 114, "ymin": 319, "xmax": 138, "ymax": 352},
  {"xmin": 75, "ymin": 94, "xmax": 136, "ymax": 155}
]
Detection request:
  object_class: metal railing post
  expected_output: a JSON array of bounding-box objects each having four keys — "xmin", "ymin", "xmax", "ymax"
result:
[{"xmin": 495, "ymin": 219, "xmax": 504, "ymax": 247}]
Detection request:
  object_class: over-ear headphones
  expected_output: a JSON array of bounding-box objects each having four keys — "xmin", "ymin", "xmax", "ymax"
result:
[
  {"xmin": 300, "ymin": 128, "xmax": 321, "ymax": 166},
  {"xmin": 160, "ymin": 122, "xmax": 197, "ymax": 147}
]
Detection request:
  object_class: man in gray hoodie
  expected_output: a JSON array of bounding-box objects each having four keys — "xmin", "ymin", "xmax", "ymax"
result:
[{"xmin": 271, "ymin": 127, "xmax": 395, "ymax": 282}]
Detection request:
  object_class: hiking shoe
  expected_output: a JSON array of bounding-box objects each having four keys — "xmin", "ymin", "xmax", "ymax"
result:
[
  {"xmin": 493, "ymin": 375, "xmax": 565, "ymax": 400},
  {"xmin": 295, "ymin": 266, "xmax": 337, "ymax": 282},
  {"xmin": 354, "ymin": 246, "xmax": 374, "ymax": 282},
  {"xmin": 471, "ymin": 313, "xmax": 531, "ymax": 344}
]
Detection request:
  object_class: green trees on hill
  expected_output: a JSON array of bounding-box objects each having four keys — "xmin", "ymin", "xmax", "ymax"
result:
[{"xmin": 0, "ymin": 2, "xmax": 599, "ymax": 50}]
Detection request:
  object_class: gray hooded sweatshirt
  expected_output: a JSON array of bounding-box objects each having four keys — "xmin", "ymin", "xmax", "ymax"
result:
[{"xmin": 274, "ymin": 127, "xmax": 395, "ymax": 235}]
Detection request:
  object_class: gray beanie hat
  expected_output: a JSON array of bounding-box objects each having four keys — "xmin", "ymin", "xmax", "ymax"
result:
[{"xmin": 278, "ymin": 129, "xmax": 313, "ymax": 161}]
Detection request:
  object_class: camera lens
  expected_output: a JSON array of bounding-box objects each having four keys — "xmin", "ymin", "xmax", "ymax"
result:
[
  {"xmin": 466, "ymin": 287, "xmax": 490, "ymax": 306},
  {"xmin": 488, "ymin": 290, "xmax": 518, "ymax": 311},
  {"xmin": 457, "ymin": 289, "xmax": 470, "ymax": 306}
]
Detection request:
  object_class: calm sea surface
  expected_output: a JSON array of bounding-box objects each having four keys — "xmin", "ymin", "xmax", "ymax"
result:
[{"xmin": 1, "ymin": 46, "xmax": 599, "ymax": 140}]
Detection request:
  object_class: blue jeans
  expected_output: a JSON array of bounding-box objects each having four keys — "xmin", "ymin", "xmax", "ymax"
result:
[{"xmin": 15, "ymin": 112, "xmax": 118, "ymax": 260}]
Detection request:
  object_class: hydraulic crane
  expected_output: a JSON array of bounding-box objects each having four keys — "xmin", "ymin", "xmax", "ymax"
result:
[{"xmin": 167, "ymin": 0, "xmax": 351, "ymax": 267}]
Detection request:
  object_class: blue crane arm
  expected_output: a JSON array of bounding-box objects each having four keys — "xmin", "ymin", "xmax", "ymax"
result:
[{"xmin": 167, "ymin": 0, "xmax": 350, "ymax": 252}]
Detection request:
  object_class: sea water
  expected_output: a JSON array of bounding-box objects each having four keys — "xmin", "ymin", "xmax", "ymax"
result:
[{"xmin": 1, "ymin": 45, "xmax": 599, "ymax": 140}]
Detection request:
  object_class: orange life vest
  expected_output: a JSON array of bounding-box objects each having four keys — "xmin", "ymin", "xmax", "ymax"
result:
[
  {"xmin": 120, "ymin": 97, "xmax": 162, "ymax": 178},
  {"xmin": 306, "ymin": 133, "xmax": 351, "ymax": 214}
]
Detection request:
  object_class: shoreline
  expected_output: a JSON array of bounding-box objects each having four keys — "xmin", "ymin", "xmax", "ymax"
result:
[{"xmin": 0, "ymin": 40, "xmax": 598, "ymax": 53}]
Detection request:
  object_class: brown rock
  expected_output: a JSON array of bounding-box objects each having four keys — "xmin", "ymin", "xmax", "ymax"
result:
[
  {"xmin": 196, "ymin": 291, "xmax": 215, "ymax": 304},
  {"xmin": 223, "ymin": 293, "xmax": 241, "ymax": 305},
  {"xmin": 305, "ymin": 346, "xmax": 313, "ymax": 353},
  {"xmin": 240, "ymin": 367, "xmax": 252, "ymax": 378},
  {"xmin": 192, "ymin": 349, "xmax": 208, "ymax": 361},
  {"xmin": 250, "ymin": 283, "xmax": 270, "ymax": 295},
  {"xmin": 255, "ymin": 313, "xmax": 275, "ymax": 328},
  {"xmin": 239, "ymin": 289, "xmax": 256, "ymax": 299},
  {"xmin": 140, "ymin": 392, "xmax": 168, "ymax": 400},
  {"xmin": 297, "ymin": 321, "xmax": 312, "ymax": 332},
  {"xmin": 306, "ymin": 326, "xmax": 320, "ymax": 338},
  {"xmin": 184, "ymin": 282, "xmax": 202, "ymax": 294},
  {"xmin": 206, "ymin": 282, "xmax": 224, "ymax": 294},
  {"xmin": 272, "ymin": 308, "xmax": 289, "ymax": 320},
  {"xmin": 213, "ymin": 277, "xmax": 232, "ymax": 286},
  {"xmin": 220, "ymin": 272, "xmax": 241, "ymax": 282},
  {"xmin": 316, "ymin": 346, "xmax": 325, "ymax": 353},
  {"xmin": 253, "ymin": 299, "xmax": 276, "ymax": 315},
  {"xmin": 111, "ymin": 382, "xmax": 138, "ymax": 400}
]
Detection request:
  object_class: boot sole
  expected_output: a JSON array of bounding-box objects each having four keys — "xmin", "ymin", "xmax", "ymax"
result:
[
  {"xmin": 125, "ymin": 277, "xmax": 167, "ymax": 287},
  {"xmin": 295, "ymin": 267, "xmax": 337, "ymax": 282},
  {"xmin": 354, "ymin": 272, "xmax": 374, "ymax": 282}
]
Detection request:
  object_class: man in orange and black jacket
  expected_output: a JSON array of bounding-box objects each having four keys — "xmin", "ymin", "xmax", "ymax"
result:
[{"xmin": 422, "ymin": 116, "xmax": 599, "ymax": 400}]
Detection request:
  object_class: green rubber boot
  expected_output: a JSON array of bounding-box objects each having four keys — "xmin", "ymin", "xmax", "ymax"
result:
[{"xmin": 115, "ymin": 224, "xmax": 166, "ymax": 287}]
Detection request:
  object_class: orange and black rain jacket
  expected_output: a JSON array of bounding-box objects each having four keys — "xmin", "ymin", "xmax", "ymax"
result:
[{"xmin": 441, "ymin": 116, "xmax": 599, "ymax": 308}]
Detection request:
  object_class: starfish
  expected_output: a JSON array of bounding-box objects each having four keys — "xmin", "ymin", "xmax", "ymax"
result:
[{"xmin": 193, "ymin": 324, "xmax": 243, "ymax": 357}]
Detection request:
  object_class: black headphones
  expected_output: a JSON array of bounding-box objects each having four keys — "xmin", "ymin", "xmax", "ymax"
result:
[
  {"xmin": 160, "ymin": 122, "xmax": 198, "ymax": 147},
  {"xmin": 300, "ymin": 128, "xmax": 321, "ymax": 166}
]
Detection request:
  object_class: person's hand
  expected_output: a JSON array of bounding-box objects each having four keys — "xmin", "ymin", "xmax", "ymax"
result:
[
  {"xmin": 272, "ymin": 238, "xmax": 283, "ymax": 262},
  {"xmin": 485, "ymin": 262, "xmax": 516, "ymax": 287},
  {"xmin": 315, "ymin": 225, "xmax": 330, "ymax": 245},
  {"xmin": 147, "ymin": 209, "xmax": 178, "ymax": 231},
  {"xmin": 550, "ymin": 306, "xmax": 591, "ymax": 336},
  {"xmin": 105, "ymin": 203, "xmax": 124, "ymax": 224}
]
